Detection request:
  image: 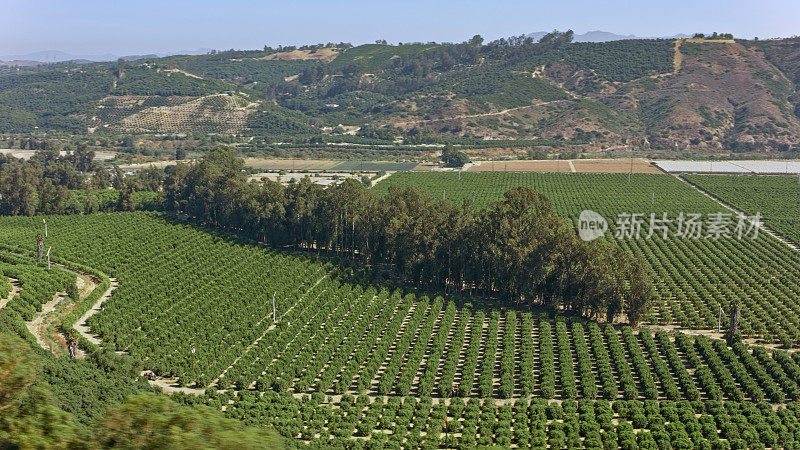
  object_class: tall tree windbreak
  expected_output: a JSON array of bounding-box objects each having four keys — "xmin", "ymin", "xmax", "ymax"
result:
[{"xmin": 165, "ymin": 148, "xmax": 654, "ymax": 323}]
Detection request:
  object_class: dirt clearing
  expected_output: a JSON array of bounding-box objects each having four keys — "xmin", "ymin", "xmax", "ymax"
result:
[
  {"xmin": 468, "ymin": 160, "xmax": 573, "ymax": 172},
  {"xmin": 259, "ymin": 48, "xmax": 339, "ymax": 62}
]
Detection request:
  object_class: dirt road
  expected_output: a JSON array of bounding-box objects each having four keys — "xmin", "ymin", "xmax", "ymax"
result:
[{"xmin": 392, "ymin": 100, "xmax": 570, "ymax": 127}]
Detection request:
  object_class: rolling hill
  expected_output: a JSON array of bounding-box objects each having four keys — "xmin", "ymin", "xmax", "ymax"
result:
[{"xmin": 1, "ymin": 37, "xmax": 800, "ymax": 153}]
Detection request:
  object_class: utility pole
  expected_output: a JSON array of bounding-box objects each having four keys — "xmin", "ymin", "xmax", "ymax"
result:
[
  {"xmin": 272, "ymin": 292, "xmax": 277, "ymax": 323},
  {"xmin": 191, "ymin": 343, "xmax": 195, "ymax": 378},
  {"xmin": 36, "ymin": 234, "xmax": 44, "ymax": 260}
]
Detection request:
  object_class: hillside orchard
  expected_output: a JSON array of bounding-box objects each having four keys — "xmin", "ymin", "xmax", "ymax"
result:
[
  {"xmin": 5, "ymin": 154, "xmax": 800, "ymax": 447},
  {"xmin": 375, "ymin": 172, "xmax": 800, "ymax": 347}
]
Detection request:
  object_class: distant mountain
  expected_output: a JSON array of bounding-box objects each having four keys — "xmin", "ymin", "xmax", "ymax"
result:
[
  {"xmin": 0, "ymin": 59, "xmax": 44, "ymax": 67},
  {"xmin": 526, "ymin": 30, "xmax": 690, "ymax": 42},
  {"xmin": 0, "ymin": 50, "xmax": 116, "ymax": 63},
  {"xmin": 119, "ymin": 54, "xmax": 160, "ymax": 62},
  {"xmin": 0, "ymin": 48, "xmax": 214, "ymax": 64},
  {"xmin": 2, "ymin": 37, "xmax": 799, "ymax": 154}
]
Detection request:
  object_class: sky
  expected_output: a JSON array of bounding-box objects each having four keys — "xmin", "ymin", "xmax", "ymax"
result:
[{"xmin": 2, "ymin": 0, "xmax": 798, "ymax": 56}]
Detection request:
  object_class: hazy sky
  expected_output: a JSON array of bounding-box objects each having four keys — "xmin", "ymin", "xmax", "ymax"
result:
[{"xmin": 2, "ymin": 0, "xmax": 798, "ymax": 55}]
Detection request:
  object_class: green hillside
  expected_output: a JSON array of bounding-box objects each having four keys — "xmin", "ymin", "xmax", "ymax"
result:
[{"xmin": 1, "ymin": 36, "xmax": 800, "ymax": 154}]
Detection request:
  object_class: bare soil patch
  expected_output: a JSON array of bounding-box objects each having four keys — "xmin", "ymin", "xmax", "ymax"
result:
[
  {"xmin": 259, "ymin": 48, "xmax": 339, "ymax": 62},
  {"xmin": 411, "ymin": 162, "xmax": 440, "ymax": 171},
  {"xmin": 119, "ymin": 160, "xmax": 190, "ymax": 170},
  {"xmin": 0, "ymin": 149, "xmax": 116, "ymax": 161},
  {"xmin": 160, "ymin": 68, "xmax": 203, "ymax": 79},
  {"xmin": 467, "ymin": 160, "xmax": 573, "ymax": 172}
]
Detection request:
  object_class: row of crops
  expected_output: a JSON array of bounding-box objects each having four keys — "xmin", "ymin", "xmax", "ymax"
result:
[
  {"xmin": 0, "ymin": 213, "xmax": 340, "ymax": 386},
  {"xmin": 118, "ymin": 94, "xmax": 256, "ymax": 134},
  {"xmin": 0, "ymin": 251, "xmax": 75, "ymax": 337},
  {"xmin": 182, "ymin": 390, "xmax": 800, "ymax": 449},
  {"xmin": 212, "ymin": 292, "xmax": 800, "ymax": 404},
  {"xmin": 374, "ymin": 172, "xmax": 800, "ymax": 347},
  {"xmin": 684, "ymin": 174, "xmax": 800, "ymax": 246},
  {"xmin": 6, "ymin": 213, "xmax": 800, "ymax": 405}
]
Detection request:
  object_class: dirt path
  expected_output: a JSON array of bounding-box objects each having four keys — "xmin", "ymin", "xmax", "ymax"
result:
[
  {"xmin": 161, "ymin": 68, "xmax": 204, "ymax": 80},
  {"xmin": 673, "ymin": 39, "xmax": 683, "ymax": 73},
  {"xmin": 26, "ymin": 293, "xmax": 68, "ymax": 354},
  {"xmin": 211, "ymin": 269, "xmax": 330, "ymax": 387},
  {"xmin": 568, "ymin": 161, "xmax": 577, "ymax": 173},
  {"xmin": 677, "ymin": 174, "xmax": 799, "ymax": 251},
  {"xmin": 371, "ymin": 171, "xmax": 393, "ymax": 186},
  {"xmin": 0, "ymin": 277, "xmax": 20, "ymax": 309},
  {"xmin": 73, "ymin": 278, "xmax": 119, "ymax": 349},
  {"xmin": 25, "ymin": 272, "xmax": 98, "ymax": 356},
  {"xmin": 145, "ymin": 376, "xmax": 207, "ymax": 396},
  {"xmin": 647, "ymin": 323, "xmax": 724, "ymax": 341},
  {"xmin": 392, "ymin": 100, "xmax": 569, "ymax": 127}
]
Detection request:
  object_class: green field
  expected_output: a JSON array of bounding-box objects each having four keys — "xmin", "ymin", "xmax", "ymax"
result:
[
  {"xmin": 328, "ymin": 43, "xmax": 438, "ymax": 72},
  {"xmin": 7, "ymin": 170, "xmax": 800, "ymax": 447},
  {"xmin": 375, "ymin": 172, "xmax": 800, "ymax": 346},
  {"xmin": 5, "ymin": 211, "xmax": 800, "ymax": 447},
  {"xmin": 0, "ymin": 252, "xmax": 152, "ymax": 428},
  {"xmin": 684, "ymin": 174, "xmax": 800, "ymax": 245}
]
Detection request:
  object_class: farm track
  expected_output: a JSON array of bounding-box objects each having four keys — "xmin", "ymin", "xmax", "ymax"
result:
[
  {"xmin": 673, "ymin": 39, "xmax": 683, "ymax": 73},
  {"xmin": 678, "ymin": 174, "xmax": 800, "ymax": 252},
  {"xmin": 392, "ymin": 100, "xmax": 570, "ymax": 127},
  {"xmin": 74, "ymin": 278, "xmax": 118, "ymax": 352},
  {"xmin": 212, "ymin": 268, "xmax": 330, "ymax": 386},
  {"xmin": 26, "ymin": 293, "xmax": 68, "ymax": 354},
  {"xmin": 370, "ymin": 171, "xmax": 394, "ymax": 186},
  {"xmin": 14, "ymin": 259, "xmax": 105, "ymax": 357},
  {"xmin": 240, "ymin": 276, "xmax": 342, "ymax": 387}
]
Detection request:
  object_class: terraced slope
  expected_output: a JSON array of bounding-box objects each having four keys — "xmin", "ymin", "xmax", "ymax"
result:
[{"xmin": 118, "ymin": 93, "xmax": 259, "ymax": 133}]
